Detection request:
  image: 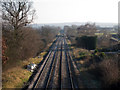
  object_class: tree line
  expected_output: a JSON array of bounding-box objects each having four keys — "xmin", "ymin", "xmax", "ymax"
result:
[{"xmin": 1, "ymin": 0, "xmax": 60, "ymax": 70}]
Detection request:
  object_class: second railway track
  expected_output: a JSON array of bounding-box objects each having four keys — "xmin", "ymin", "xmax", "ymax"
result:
[{"xmin": 29, "ymin": 35, "xmax": 80, "ymax": 89}]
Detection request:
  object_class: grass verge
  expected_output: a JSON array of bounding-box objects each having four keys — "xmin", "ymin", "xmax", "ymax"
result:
[
  {"xmin": 2, "ymin": 39, "xmax": 56, "ymax": 88},
  {"xmin": 2, "ymin": 54, "xmax": 45, "ymax": 88}
]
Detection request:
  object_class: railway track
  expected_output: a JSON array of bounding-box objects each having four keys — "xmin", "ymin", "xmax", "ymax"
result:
[
  {"xmin": 28, "ymin": 35, "xmax": 80, "ymax": 89},
  {"xmin": 34, "ymin": 37, "xmax": 61, "ymax": 88}
]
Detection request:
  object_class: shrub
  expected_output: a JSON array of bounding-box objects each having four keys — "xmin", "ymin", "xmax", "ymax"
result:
[
  {"xmin": 2, "ymin": 37, "xmax": 9, "ymax": 64},
  {"xmin": 99, "ymin": 58, "xmax": 119, "ymax": 87},
  {"xmin": 76, "ymin": 36, "xmax": 97, "ymax": 50},
  {"xmin": 99, "ymin": 52, "xmax": 105, "ymax": 58},
  {"xmin": 88, "ymin": 55, "xmax": 119, "ymax": 88}
]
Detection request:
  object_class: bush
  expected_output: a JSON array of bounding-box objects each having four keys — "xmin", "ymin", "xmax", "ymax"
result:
[
  {"xmin": 99, "ymin": 58, "xmax": 119, "ymax": 87},
  {"xmin": 87, "ymin": 53, "xmax": 119, "ymax": 88},
  {"xmin": 76, "ymin": 36, "xmax": 97, "ymax": 50},
  {"xmin": 2, "ymin": 37, "xmax": 8, "ymax": 64}
]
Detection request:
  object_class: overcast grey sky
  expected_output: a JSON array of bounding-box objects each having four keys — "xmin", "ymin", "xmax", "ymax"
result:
[{"xmin": 33, "ymin": 0, "xmax": 119, "ymax": 24}]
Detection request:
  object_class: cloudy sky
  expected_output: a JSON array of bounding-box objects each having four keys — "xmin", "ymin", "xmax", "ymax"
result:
[{"xmin": 33, "ymin": 0, "xmax": 119, "ymax": 24}]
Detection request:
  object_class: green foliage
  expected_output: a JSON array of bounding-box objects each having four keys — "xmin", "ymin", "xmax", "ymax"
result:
[
  {"xmin": 78, "ymin": 52, "xmax": 86, "ymax": 59},
  {"xmin": 79, "ymin": 52, "xmax": 85, "ymax": 56},
  {"xmin": 101, "ymin": 52, "xmax": 105, "ymax": 56},
  {"xmin": 94, "ymin": 49, "xmax": 98, "ymax": 53}
]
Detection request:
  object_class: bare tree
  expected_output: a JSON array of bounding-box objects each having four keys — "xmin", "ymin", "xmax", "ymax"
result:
[{"xmin": 2, "ymin": 0, "xmax": 35, "ymax": 30}]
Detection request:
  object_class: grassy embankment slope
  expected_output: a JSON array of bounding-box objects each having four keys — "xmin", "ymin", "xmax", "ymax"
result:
[{"xmin": 2, "ymin": 39, "xmax": 56, "ymax": 88}]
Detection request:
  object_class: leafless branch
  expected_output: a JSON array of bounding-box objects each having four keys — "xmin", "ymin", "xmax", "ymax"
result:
[{"xmin": 2, "ymin": 0, "xmax": 35, "ymax": 30}]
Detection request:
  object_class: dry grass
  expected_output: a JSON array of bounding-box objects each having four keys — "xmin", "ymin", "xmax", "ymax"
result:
[
  {"xmin": 66, "ymin": 39, "xmax": 71, "ymax": 45},
  {"xmin": 2, "ymin": 51, "xmax": 47, "ymax": 88},
  {"xmin": 73, "ymin": 48, "xmax": 91, "ymax": 61},
  {"xmin": 2, "ymin": 67, "xmax": 32, "ymax": 88},
  {"xmin": 2, "ymin": 35, "xmax": 54, "ymax": 88},
  {"xmin": 79, "ymin": 60, "xmax": 85, "ymax": 64}
]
